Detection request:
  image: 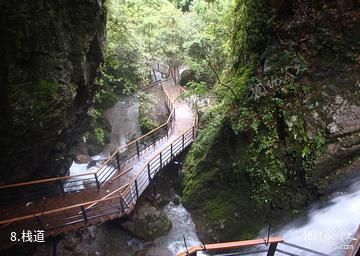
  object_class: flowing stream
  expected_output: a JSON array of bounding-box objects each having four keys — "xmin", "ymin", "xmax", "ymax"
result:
[
  {"xmin": 60, "ymin": 76, "xmax": 359, "ymax": 256},
  {"xmin": 247, "ymin": 176, "xmax": 360, "ymax": 256},
  {"xmin": 155, "ymin": 202, "xmax": 203, "ymax": 255},
  {"xmin": 65, "ymin": 94, "xmax": 142, "ymax": 189},
  {"xmin": 274, "ymin": 177, "xmax": 360, "ymax": 255}
]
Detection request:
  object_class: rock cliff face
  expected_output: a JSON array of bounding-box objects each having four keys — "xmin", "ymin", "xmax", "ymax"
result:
[
  {"xmin": 0, "ymin": 0, "xmax": 106, "ymax": 184},
  {"xmin": 182, "ymin": 0, "xmax": 359, "ymax": 242}
]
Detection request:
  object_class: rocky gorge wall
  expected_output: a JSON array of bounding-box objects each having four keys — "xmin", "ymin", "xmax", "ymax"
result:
[
  {"xmin": 182, "ymin": 0, "xmax": 360, "ymax": 242},
  {"xmin": 0, "ymin": 0, "xmax": 106, "ymax": 184}
]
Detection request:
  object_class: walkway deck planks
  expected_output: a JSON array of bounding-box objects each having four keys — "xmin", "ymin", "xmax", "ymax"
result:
[{"xmin": 0, "ymin": 76, "xmax": 196, "ymax": 249}]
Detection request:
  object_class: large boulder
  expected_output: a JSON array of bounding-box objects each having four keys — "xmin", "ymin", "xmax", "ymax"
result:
[{"xmin": 121, "ymin": 199, "xmax": 172, "ymax": 241}]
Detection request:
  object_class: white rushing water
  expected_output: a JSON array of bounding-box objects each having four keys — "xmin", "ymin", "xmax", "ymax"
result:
[
  {"xmin": 65, "ymin": 94, "xmax": 142, "ymax": 191},
  {"xmin": 63, "ymin": 159, "xmax": 106, "ymax": 192},
  {"xmin": 155, "ymin": 202, "xmax": 205, "ymax": 256},
  {"xmin": 276, "ymin": 179, "xmax": 360, "ymax": 255},
  {"xmin": 250, "ymin": 177, "xmax": 360, "ymax": 256}
]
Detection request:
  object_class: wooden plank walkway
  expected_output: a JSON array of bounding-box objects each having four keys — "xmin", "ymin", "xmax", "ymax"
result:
[{"xmin": 0, "ymin": 76, "xmax": 196, "ymax": 249}]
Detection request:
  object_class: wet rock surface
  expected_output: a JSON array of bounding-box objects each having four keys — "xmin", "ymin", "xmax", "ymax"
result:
[
  {"xmin": 0, "ymin": 0, "xmax": 106, "ymax": 184},
  {"xmin": 120, "ymin": 199, "xmax": 172, "ymax": 241}
]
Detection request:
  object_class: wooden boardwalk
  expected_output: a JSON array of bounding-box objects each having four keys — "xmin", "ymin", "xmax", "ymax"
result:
[{"xmin": 0, "ymin": 73, "xmax": 197, "ymax": 249}]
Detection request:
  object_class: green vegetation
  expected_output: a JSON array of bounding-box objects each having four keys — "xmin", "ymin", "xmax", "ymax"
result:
[
  {"xmin": 181, "ymin": 0, "xmax": 360, "ymax": 241},
  {"xmin": 86, "ymin": 0, "xmax": 359, "ymax": 242},
  {"xmin": 138, "ymin": 93, "xmax": 159, "ymax": 133}
]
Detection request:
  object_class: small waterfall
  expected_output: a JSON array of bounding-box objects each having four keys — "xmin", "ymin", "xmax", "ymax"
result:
[
  {"xmin": 252, "ymin": 177, "xmax": 360, "ymax": 256},
  {"xmin": 275, "ymin": 179, "xmax": 360, "ymax": 255},
  {"xmin": 155, "ymin": 202, "xmax": 204, "ymax": 255}
]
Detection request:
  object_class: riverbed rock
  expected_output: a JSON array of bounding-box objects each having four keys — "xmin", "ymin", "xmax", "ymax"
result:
[
  {"xmin": 0, "ymin": 0, "xmax": 106, "ymax": 184},
  {"xmin": 87, "ymin": 160, "xmax": 97, "ymax": 169},
  {"xmin": 74, "ymin": 154, "xmax": 92, "ymax": 164},
  {"xmin": 121, "ymin": 199, "xmax": 172, "ymax": 241}
]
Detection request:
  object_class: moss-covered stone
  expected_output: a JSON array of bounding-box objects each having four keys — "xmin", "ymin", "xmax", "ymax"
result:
[
  {"xmin": 121, "ymin": 200, "xmax": 172, "ymax": 241},
  {"xmin": 182, "ymin": 0, "xmax": 359, "ymax": 242}
]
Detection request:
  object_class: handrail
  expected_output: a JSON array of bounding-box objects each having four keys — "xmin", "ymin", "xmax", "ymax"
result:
[
  {"xmin": 0, "ymin": 65, "xmax": 173, "ymax": 196},
  {"xmin": 0, "ymin": 189, "xmax": 128, "ymax": 225},
  {"xmin": 0, "ymin": 171, "xmax": 98, "ymax": 189},
  {"xmin": 0, "ymin": 83, "xmax": 197, "ymax": 247},
  {"xmin": 0, "ymin": 107, "xmax": 196, "ymax": 227},
  {"xmin": 177, "ymin": 237, "xmax": 284, "ymax": 256},
  {"xmin": 82, "ymin": 182, "xmax": 130, "ymax": 212}
]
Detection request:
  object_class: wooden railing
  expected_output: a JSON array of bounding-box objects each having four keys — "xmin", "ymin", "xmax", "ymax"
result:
[
  {"xmin": 0, "ymin": 65, "xmax": 173, "ymax": 205},
  {"xmin": 178, "ymin": 238, "xmax": 333, "ymax": 256},
  {"xmin": 0, "ymin": 62, "xmax": 200, "ymax": 249},
  {"xmin": 0, "ymin": 115, "xmax": 198, "ymax": 248},
  {"xmin": 177, "ymin": 237, "xmax": 284, "ymax": 256}
]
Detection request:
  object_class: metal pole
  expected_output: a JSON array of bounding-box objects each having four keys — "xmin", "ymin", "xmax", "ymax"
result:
[
  {"xmin": 135, "ymin": 180, "xmax": 139, "ymax": 199},
  {"xmin": 267, "ymin": 242, "xmax": 278, "ymax": 256},
  {"xmin": 171, "ymin": 144, "xmax": 173, "ymax": 160},
  {"xmin": 136, "ymin": 141, "xmax": 140, "ymax": 157},
  {"xmin": 147, "ymin": 164, "xmax": 151, "ymax": 181},
  {"xmin": 160, "ymin": 152, "xmax": 162, "ymax": 169},
  {"xmin": 120, "ymin": 197, "xmax": 125, "ymax": 213},
  {"xmin": 153, "ymin": 69, "xmax": 157, "ymax": 81},
  {"xmin": 183, "ymin": 236, "xmax": 189, "ymax": 256},
  {"xmin": 94, "ymin": 173, "xmax": 100, "ymax": 191},
  {"xmin": 116, "ymin": 152, "xmax": 121, "ymax": 171},
  {"xmin": 266, "ymin": 223, "xmax": 271, "ymax": 245},
  {"xmin": 182, "ymin": 134, "xmax": 185, "ymax": 150},
  {"xmin": 81, "ymin": 206, "xmax": 88, "ymax": 223}
]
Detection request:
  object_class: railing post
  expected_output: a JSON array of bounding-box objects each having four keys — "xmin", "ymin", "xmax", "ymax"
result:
[
  {"xmin": 116, "ymin": 152, "xmax": 121, "ymax": 171},
  {"xmin": 153, "ymin": 69, "xmax": 157, "ymax": 81},
  {"xmin": 120, "ymin": 197, "xmax": 125, "ymax": 213},
  {"xmin": 94, "ymin": 173, "xmax": 100, "ymax": 191},
  {"xmin": 134, "ymin": 180, "xmax": 139, "ymax": 199},
  {"xmin": 136, "ymin": 141, "xmax": 140, "ymax": 157},
  {"xmin": 160, "ymin": 152, "xmax": 162, "ymax": 169},
  {"xmin": 182, "ymin": 134, "xmax": 185, "ymax": 150},
  {"xmin": 192, "ymin": 126, "xmax": 195, "ymax": 139},
  {"xmin": 267, "ymin": 242, "xmax": 278, "ymax": 256},
  {"xmin": 81, "ymin": 206, "xmax": 88, "ymax": 223},
  {"xmin": 147, "ymin": 164, "xmax": 151, "ymax": 182},
  {"xmin": 171, "ymin": 144, "xmax": 173, "ymax": 159}
]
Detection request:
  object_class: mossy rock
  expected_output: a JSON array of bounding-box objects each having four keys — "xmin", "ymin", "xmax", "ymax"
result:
[{"xmin": 122, "ymin": 200, "xmax": 172, "ymax": 241}]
